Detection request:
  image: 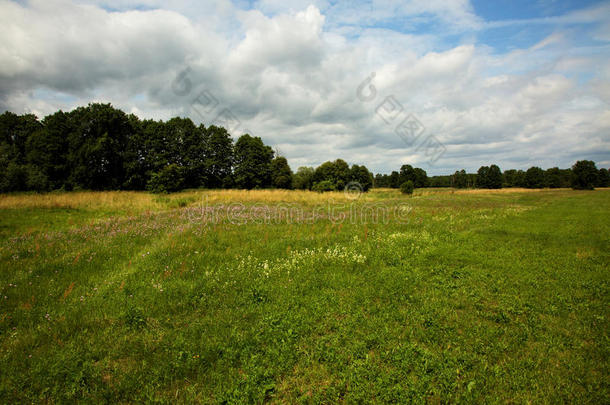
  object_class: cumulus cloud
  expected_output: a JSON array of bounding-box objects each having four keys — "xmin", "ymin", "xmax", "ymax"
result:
[{"xmin": 0, "ymin": 0, "xmax": 609, "ymax": 174}]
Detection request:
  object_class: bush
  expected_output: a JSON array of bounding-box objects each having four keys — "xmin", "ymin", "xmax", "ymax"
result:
[
  {"xmin": 312, "ymin": 180, "xmax": 336, "ymax": 192},
  {"xmin": 147, "ymin": 164, "xmax": 186, "ymax": 193},
  {"xmin": 400, "ymin": 180, "xmax": 414, "ymax": 195}
]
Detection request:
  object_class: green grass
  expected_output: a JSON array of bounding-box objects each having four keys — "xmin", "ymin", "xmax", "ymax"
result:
[{"xmin": 0, "ymin": 189, "xmax": 608, "ymax": 403}]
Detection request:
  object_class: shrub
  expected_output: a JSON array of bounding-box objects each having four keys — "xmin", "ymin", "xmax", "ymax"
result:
[
  {"xmin": 400, "ymin": 180, "xmax": 414, "ymax": 195},
  {"xmin": 312, "ymin": 180, "xmax": 336, "ymax": 192},
  {"xmin": 147, "ymin": 164, "xmax": 186, "ymax": 193}
]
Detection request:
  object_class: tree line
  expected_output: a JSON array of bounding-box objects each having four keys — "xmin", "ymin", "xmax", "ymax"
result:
[
  {"xmin": 0, "ymin": 104, "xmax": 373, "ymax": 193},
  {"xmin": 1, "ymin": 104, "xmax": 607, "ymax": 193},
  {"xmin": 374, "ymin": 162, "xmax": 608, "ymax": 191}
]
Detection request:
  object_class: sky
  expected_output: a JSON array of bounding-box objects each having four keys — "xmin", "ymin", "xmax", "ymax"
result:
[{"xmin": 1, "ymin": 0, "xmax": 609, "ymax": 174}]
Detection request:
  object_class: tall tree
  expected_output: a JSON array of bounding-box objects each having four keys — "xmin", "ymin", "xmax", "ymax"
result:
[
  {"xmin": 476, "ymin": 166, "xmax": 490, "ymax": 188},
  {"xmin": 545, "ymin": 167, "xmax": 562, "ymax": 188},
  {"xmin": 313, "ymin": 159, "xmax": 351, "ymax": 190},
  {"xmin": 452, "ymin": 170, "xmax": 469, "ymax": 188},
  {"xmin": 525, "ymin": 167, "xmax": 545, "ymax": 188},
  {"xmin": 571, "ymin": 160, "xmax": 598, "ymax": 190},
  {"xmin": 67, "ymin": 104, "xmax": 132, "ymax": 190},
  {"xmin": 25, "ymin": 111, "xmax": 69, "ymax": 190},
  {"xmin": 233, "ymin": 134, "xmax": 274, "ymax": 189},
  {"xmin": 487, "ymin": 165, "xmax": 502, "ymax": 189},
  {"xmin": 389, "ymin": 171, "xmax": 400, "ymax": 188},
  {"xmin": 177, "ymin": 118, "xmax": 205, "ymax": 189},
  {"xmin": 349, "ymin": 164, "xmax": 373, "ymax": 191},
  {"xmin": 123, "ymin": 114, "xmax": 148, "ymax": 190},
  {"xmin": 293, "ymin": 167, "xmax": 315, "ymax": 190},
  {"xmin": 270, "ymin": 156, "xmax": 293, "ymax": 189},
  {"xmin": 0, "ymin": 112, "xmax": 41, "ymax": 164},
  {"xmin": 373, "ymin": 173, "xmax": 387, "ymax": 188},
  {"xmin": 400, "ymin": 165, "xmax": 428, "ymax": 188},
  {"xmin": 597, "ymin": 168, "xmax": 609, "ymax": 188},
  {"xmin": 0, "ymin": 112, "xmax": 42, "ymax": 192},
  {"xmin": 203, "ymin": 125, "xmax": 234, "ymax": 188}
]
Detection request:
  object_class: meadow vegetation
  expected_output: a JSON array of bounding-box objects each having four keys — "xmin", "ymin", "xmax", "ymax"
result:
[{"xmin": 0, "ymin": 188, "xmax": 608, "ymax": 403}]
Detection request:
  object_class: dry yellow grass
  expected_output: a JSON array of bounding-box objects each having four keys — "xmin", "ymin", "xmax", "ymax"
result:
[
  {"xmin": 0, "ymin": 187, "xmax": 578, "ymax": 211},
  {"xmin": 0, "ymin": 189, "xmax": 365, "ymax": 211},
  {"xmin": 192, "ymin": 189, "xmax": 367, "ymax": 205},
  {"xmin": 0, "ymin": 191, "xmax": 161, "ymax": 211}
]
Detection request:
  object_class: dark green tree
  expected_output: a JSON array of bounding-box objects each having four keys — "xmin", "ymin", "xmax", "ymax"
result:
[
  {"xmin": 0, "ymin": 112, "xmax": 42, "ymax": 192},
  {"xmin": 233, "ymin": 134, "xmax": 274, "ymax": 189},
  {"xmin": 0, "ymin": 162, "xmax": 27, "ymax": 192},
  {"xmin": 293, "ymin": 167, "xmax": 315, "ymax": 190},
  {"xmin": 373, "ymin": 173, "xmax": 387, "ymax": 188},
  {"xmin": 452, "ymin": 170, "xmax": 468, "ymax": 188},
  {"xmin": 67, "ymin": 104, "xmax": 132, "ymax": 190},
  {"xmin": 349, "ymin": 164, "xmax": 373, "ymax": 191},
  {"xmin": 270, "ymin": 156, "xmax": 293, "ymax": 189},
  {"xmin": 487, "ymin": 165, "xmax": 502, "ymax": 188},
  {"xmin": 571, "ymin": 160, "xmax": 597, "ymax": 190},
  {"xmin": 389, "ymin": 171, "xmax": 400, "ymax": 188},
  {"xmin": 503, "ymin": 169, "xmax": 516, "ymax": 187},
  {"xmin": 176, "ymin": 118, "xmax": 206, "ymax": 189},
  {"xmin": 313, "ymin": 159, "xmax": 351, "ymax": 190},
  {"xmin": 596, "ymin": 168, "xmax": 609, "ymax": 188},
  {"xmin": 476, "ymin": 166, "xmax": 490, "ymax": 188},
  {"xmin": 147, "ymin": 164, "xmax": 186, "ymax": 193},
  {"xmin": 312, "ymin": 180, "xmax": 335, "ymax": 192},
  {"xmin": 525, "ymin": 167, "xmax": 545, "ymax": 188},
  {"xmin": 0, "ymin": 112, "xmax": 41, "ymax": 164},
  {"xmin": 400, "ymin": 180, "xmax": 414, "ymax": 195},
  {"xmin": 545, "ymin": 167, "xmax": 562, "ymax": 188},
  {"xmin": 476, "ymin": 165, "xmax": 502, "ymax": 189},
  {"xmin": 429, "ymin": 175, "xmax": 451, "ymax": 187},
  {"xmin": 399, "ymin": 165, "xmax": 428, "ymax": 188},
  {"xmin": 203, "ymin": 125, "xmax": 234, "ymax": 188},
  {"xmin": 25, "ymin": 111, "xmax": 69, "ymax": 190},
  {"xmin": 122, "ymin": 114, "xmax": 148, "ymax": 190}
]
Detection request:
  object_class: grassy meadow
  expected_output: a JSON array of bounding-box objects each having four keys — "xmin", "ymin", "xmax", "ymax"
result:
[{"xmin": 0, "ymin": 188, "xmax": 608, "ymax": 403}]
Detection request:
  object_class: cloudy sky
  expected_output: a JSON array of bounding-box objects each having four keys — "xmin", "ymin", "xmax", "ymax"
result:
[{"xmin": 1, "ymin": 0, "xmax": 609, "ymax": 174}]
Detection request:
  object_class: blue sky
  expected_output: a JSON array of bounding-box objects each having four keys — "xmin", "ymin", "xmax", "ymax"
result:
[{"xmin": 1, "ymin": 0, "xmax": 609, "ymax": 174}]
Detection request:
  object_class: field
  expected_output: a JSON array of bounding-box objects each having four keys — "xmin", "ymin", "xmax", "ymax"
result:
[{"xmin": 0, "ymin": 188, "xmax": 608, "ymax": 403}]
